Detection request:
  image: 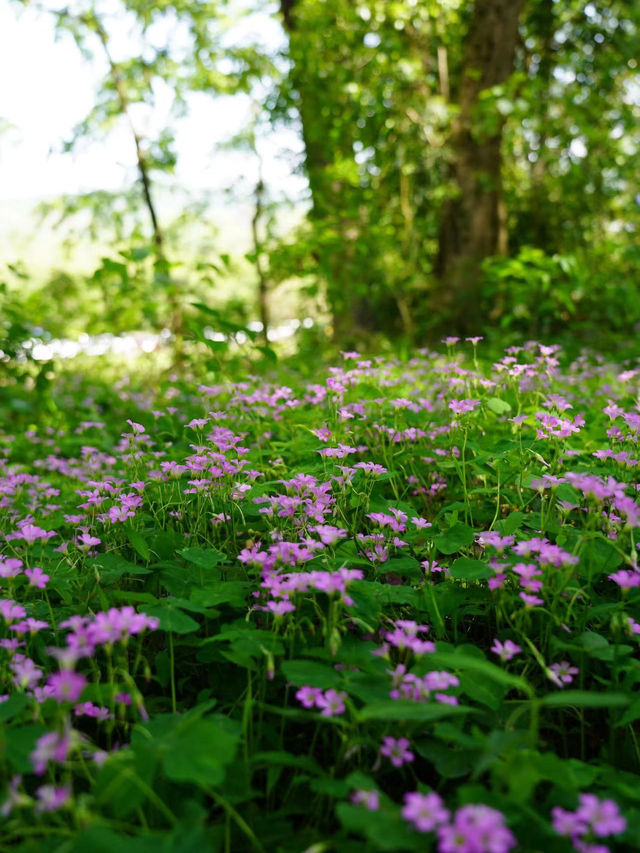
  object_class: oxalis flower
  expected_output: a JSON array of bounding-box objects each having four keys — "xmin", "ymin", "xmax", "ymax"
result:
[
  {"xmin": 380, "ymin": 736, "xmax": 414, "ymax": 767},
  {"xmin": 552, "ymin": 794, "xmax": 626, "ymax": 849},
  {"xmin": 549, "ymin": 661, "xmax": 579, "ymax": 687},
  {"xmin": 402, "ymin": 791, "xmax": 450, "ymax": 832}
]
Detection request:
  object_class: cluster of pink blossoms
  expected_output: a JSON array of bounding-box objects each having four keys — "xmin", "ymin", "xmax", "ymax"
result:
[
  {"xmin": 552, "ymin": 794, "xmax": 626, "ymax": 852},
  {"xmin": 259, "ymin": 567, "xmax": 363, "ymax": 613},
  {"xmin": 387, "ymin": 664, "xmax": 459, "ymax": 704},
  {"xmin": 401, "ymin": 794, "xmax": 516, "ymax": 853},
  {"xmin": 295, "ymin": 687, "xmax": 347, "ymax": 716},
  {"xmin": 381, "ymin": 619, "xmax": 435, "ymax": 655},
  {"xmin": 57, "ymin": 607, "xmax": 159, "ymax": 660},
  {"xmin": 0, "ymin": 557, "xmax": 49, "ymax": 589},
  {"xmin": 477, "ymin": 530, "xmax": 578, "ymax": 608}
]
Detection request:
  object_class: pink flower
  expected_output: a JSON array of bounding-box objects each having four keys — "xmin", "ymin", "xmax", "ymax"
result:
[
  {"xmin": 266, "ymin": 599, "xmax": 296, "ymax": 615},
  {"xmin": 74, "ymin": 702, "xmax": 111, "ymax": 720},
  {"xmin": 11, "ymin": 655, "xmax": 42, "ymax": 689},
  {"xmin": 10, "ymin": 618, "xmax": 48, "ymax": 635},
  {"xmin": 34, "ymin": 785, "xmax": 71, "ymax": 813},
  {"xmin": 351, "ymin": 789, "xmax": 380, "ymax": 810},
  {"xmin": 24, "ymin": 567, "xmax": 49, "ymax": 588},
  {"xmin": 438, "ymin": 804, "xmax": 516, "ymax": 853},
  {"xmin": 576, "ymin": 794, "xmax": 626, "ymax": 837},
  {"xmin": 15, "ymin": 523, "xmax": 56, "ymax": 544},
  {"xmin": 315, "ymin": 689, "xmax": 347, "ymax": 717},
  {"xmin": 295, "ymin": 686, "xmax": 323, "ymax": 709},
  {"xmin": 402, "ymin": 791, "xmax": 449, "ymax": 832},
  {"xmin": 76, "ymin": 533, "xmax": 101, "ymax": 551},
  {"xmin": 31, "ymin": 730, "xmax": 73, "ymax": 775},
  {"xmin": 549, "ymin": 661, "xmax": 579, "ymax": 687},
  {"xmin": 609, "ymin": 570, "xmax": 640, "ymax": 590},
  {"xmin": 551, "ymin": 806, "xmax": 588, "ymax": 838},
  {"xmin": 380, "ymin": 736, "xmax": 414, "ymax": 767},
  {"xmin": 187, "ymin": 418, "xmax": 209, "ymax": 429},
  {"xmin": 449, "ymin": 399, "xmax": 480, "ymax": 416},
  {"xmin": 491, "ymin": 639, "xmax": 521, "ymax": 662},
  {"xmin": 520, "ymin": 592, "xmax": 544, "ymax": 608},
  {"xmin": 552, "ymin": 795, "xmax": 626, "ymax": 844},
  {"xmin": 46, "ymin": 671, "xmax": 87, "ymax": 703},
  {"xmin": 0, "ymin": 558, "xmax": 23, "ymax": 579}
]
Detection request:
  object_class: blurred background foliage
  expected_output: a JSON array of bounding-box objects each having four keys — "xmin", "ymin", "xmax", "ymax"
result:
[{"xmin": 1, "ymin": 0, "xmax": 639, "ymax": 374}]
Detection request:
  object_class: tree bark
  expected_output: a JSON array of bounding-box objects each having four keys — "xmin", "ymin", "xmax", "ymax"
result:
[
  {"xmin": 280, "ymin": 0, "xmax": 400, "ymax": 344},
  {"xmin": 251, "ymin": 175, "xmax": 270, "ymax": 346},
  {"xmin": 85, "ymin": 12, "xmax": 183, "ymax": 356},
  {"xmin": 436, "ymin": 0, "xmax": 525, "ymax": 327}
]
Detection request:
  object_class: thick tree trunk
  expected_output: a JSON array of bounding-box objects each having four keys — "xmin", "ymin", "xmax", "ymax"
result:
[
  {"xmin": 529, "ymin": 0, "xmax": 555, "ymax": 250},
  {"xmin": 436, "ymin": 0, "xmax": 525, "ymax": 328}
]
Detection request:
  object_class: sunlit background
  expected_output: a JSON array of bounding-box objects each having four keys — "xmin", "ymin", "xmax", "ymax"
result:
[{"xmin": 1, "ymin": 0, "xmax": 639, "ymax": 363}]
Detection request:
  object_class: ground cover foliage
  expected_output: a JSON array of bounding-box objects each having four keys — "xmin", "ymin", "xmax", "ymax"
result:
[{"xmin": 1, "ymin": 340, "xmax": 639, "ymax": 852}]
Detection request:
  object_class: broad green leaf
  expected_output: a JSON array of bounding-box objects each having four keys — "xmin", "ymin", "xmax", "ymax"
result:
[
  {"xmin": 427, "ymin": 650, "xmax": 533, "ymax": 697},
  {"xmin": 0, "ymin": 693, "xmax": 29, "ymax": 722},
  {"xmin": 143, "ymin": 603, "xmax": 200, "ymax": 634},
  {"xmin": 127, "ymin": 528, "xmax": 151, "ymax": 561},
  {"xmin": 486, "ymin": 397, "xmax": 512, "ymax": 415},
  {"xmin": 162, "ymin": 717, "xmax": 239, "ymax": 786},
  {"xmin": 281, "ymin": 659, "xmax": 342, "ymax": 689},
  {"xmin": 336, "ymin": 803, "xmax": 422, "ymax": 851},
  {"xmin": 450, "ymin": 557, "xmax": 492, "ymax": 581},
  {"xmin": 434, "ymin": 523, "xmax": 475, "ymax": 555},
  {"xmin": 179, "ymin": 547, "xmax": 227, "ymax": 569},
  {"xmin": 190, "ymin": 581, "xmax": 248, "ymax": 609},
  {"xmin": 541, "ymin": 691, "xmax": 630, "ymax": 708},
  {"xmin": 357, "ymin": 700, "xmax": 472, "ymax": 722}
]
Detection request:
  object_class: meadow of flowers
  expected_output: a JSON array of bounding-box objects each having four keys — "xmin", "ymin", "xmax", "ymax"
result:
[{"xmin": 1, "ymin": 339, "xmax": 639, "ymax": 852}]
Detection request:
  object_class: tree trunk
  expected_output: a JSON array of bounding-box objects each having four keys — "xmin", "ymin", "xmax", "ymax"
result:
[
  {"xmin": 436, "ymin": 0, "xmax": 525, "ymax": 329},
  {"xmin": 251, "ymin": 174, "xmax": 270, "ymax": 346},
  {"xmin": 87, "ymin": 12, "xmax": 183, "ymax": 357},
  {"xmin": 280, "ymin": 0, "xmax": 400, "ymax": 345}
]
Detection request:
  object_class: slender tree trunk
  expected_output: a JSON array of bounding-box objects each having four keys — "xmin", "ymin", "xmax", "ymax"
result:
[
  {"xmin": 251, "ymin": 174, "xmax": 269, "ymax": 346},
  {"xmin": 87, "ymin": 13, "xmax": 183, "ymax": 356},
  {"xmin": 436, "ymin": 0, "xmax": 525, "ymax": 329}
]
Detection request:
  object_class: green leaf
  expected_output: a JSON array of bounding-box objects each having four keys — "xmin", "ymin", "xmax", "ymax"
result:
[
  {"xmin": 0, "ymin": 693, "xmax": 29, "ymax": 722},
  {"xmin": 190, "ymin": 582, "xmax": 248, "ymax": 609},
  {"xmin": 427, "ymin": 650, "xmax": 533, "ymax": 697},
  {"xmin": 497, "ymin": 512, "xmax": 525, "ymax": 536},
  {"xmin": 94, "ymin": 748, "xmax": 158, "ymax": 819},
  {"xmin": 281, "ymin": 659, "xmax": 342, "ymax": 689},
  {"xmin": 127, "ymin": 528, "xmax": 150, "ymax": 561},
  {"xmin": 179, "ymin": 547, "xmax": 227, "ymax": 569},
  {"xmin": 450, "ymin": 557, "xmax": 492, "ymax": 582},
  {"xmin": 459, "ymin": 672, "xmax": 505, "ymax": 710},
  {"xmin": 142, "ymin": 603, "xmax": 201, "ymax": 634},
  {"xmin": 256, "ymin": 345, "xmax": 278, "ymax": 363},
  {"xmin": 357, "ymin": 701, "xmax": 472, "ymax": 722},
  {"xmin": 486, "ymin": 397, "xmax": 512, "ymax": 415},
  {"xmin": 251, "ymin": 751, "xmax": 322, "ymax": 775},
  {"xmin": 162, "ymin": 717, "xmax": 239, "ymax": 786},
  {"xmin": 541, "ymin": 691, "xmax": 631, "ymax": 708},
  {"xmin": 616, "ymin": 696, "xmax": 640, "ymax": 727},
  {"xmin": 89, "ymin": 552, "xmax": 151, "ymax": 582},
  {"xmin": 135, "ymin": 709, "xmax": 240, "ymax": 789},
  {"xmin": 336, "ymin": 803, "xmax": 421, "ymax": 851},
  {"xmin": 5, "ymin": 724, "xmax": 48, "ymax": 773},
  {"xmin": 434, "ymin": 523, "xmax": 475, "ymax": 555}
]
